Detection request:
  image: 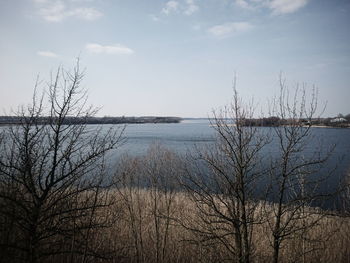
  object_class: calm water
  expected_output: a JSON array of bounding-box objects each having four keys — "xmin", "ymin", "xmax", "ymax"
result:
[
  {"xmin": 2, "ymin": 120, "xmax": 349, "ymax": 175},
  {"xmin": 1, "ymin": 120, "xmax": 349, "ymax": 208},
  {"xmin": 118, "ymin": 119, "xmax": 215, "ymax": 155},
  {"xmin": 117, "ymin": 119, "xmax": 350, "ymax": 164},
  {"xmin": 115, "ymin": 119, "xmax": 350, "ymax": 208}
]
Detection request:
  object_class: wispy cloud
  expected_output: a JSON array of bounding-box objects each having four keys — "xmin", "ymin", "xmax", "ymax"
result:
[
  {"xmin": 208, "ymin": 22, "xmax": 254, "ymax": 38},
  {"xmin": 162, "ymin": 1, "xmax": 179, "ymax": 15},
  {"xmin": 234, "ymin": 0, "xmax": 309, "ymax": 15},
  {"xmin": 34, "ymin": 0, "xmax": 102, "ymax": 22},
  {"xmin": 33, "ymin": 0, "xmax": 49, "ymax": 3},
  {"xmin": 234, "ymin": 0, "xmax": 253, "ymax": 10},
  {"xmin": 184, "ymin": 0, "xmax": 199, "ymax": 15},
  {"xmin": 161, "ymin": 0, "xmax": 198, "ymax": 16},
  {"xmin": 37, "ymin": 51, "xmax": 59, "ymax": 58},
  {"xmin": 85, "ymin": 43, "xmax": 134, "ymax": 55},
  {"xmin": 267, "ymin": 0, "xmax": 309, "ymax": 15},
  {"xmin": 69, "ymin": 7, "xmax": 102, "ymax": 20}
]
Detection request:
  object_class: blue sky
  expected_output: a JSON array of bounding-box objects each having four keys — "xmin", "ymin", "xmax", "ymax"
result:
[{"xmin": 0, "ymin": 0, "xmax": 349, "ymax": 117}]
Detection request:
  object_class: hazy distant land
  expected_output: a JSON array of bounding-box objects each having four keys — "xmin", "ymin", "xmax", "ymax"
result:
[
  {"xmin": 0, "ymin": 116, "xmax": 182, "ymax": 125},
  {"xmin": 1, "ymin": 115, "xmax": 349, "ymax": 128}
]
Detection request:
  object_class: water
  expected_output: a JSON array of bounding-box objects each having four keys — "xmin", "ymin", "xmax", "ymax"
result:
[
  {"xmin": 1, "ymin": 120, "xmax": 349, "ymax": 209},
  {"xmin": 118, "ymin": 119, "xmax": 215, "ymax": 155},
  {"xmin": 120, "ymin": 120, "xmax": 350, "ymax": 208},
  {"xmin": 2, "ymin": 120, "xmax": 349, "ymax": 176},
  {"xmin": 117, "ymin": 120, "xmax": 350, "ymax": 166}
]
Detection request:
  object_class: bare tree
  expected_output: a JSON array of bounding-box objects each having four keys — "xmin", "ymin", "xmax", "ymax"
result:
[
  {"xmin": 265, "ymin": 77, "xmax": 333, "ymax": 263},
  {"xmin": 180, "ymin": 86, "xmax": 268, "ymax": 263},
  {"xmin": 0, "ymin": 62, "xmax": 123, "ymax": 263}
]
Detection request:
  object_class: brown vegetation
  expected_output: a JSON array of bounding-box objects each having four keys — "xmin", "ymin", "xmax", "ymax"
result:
[{"xmin": 32, "ymin": 181, "xmax": 348, "ymax": 263}]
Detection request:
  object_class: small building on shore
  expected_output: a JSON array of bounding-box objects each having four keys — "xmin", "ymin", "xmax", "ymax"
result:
[{"xmin": 330, "ymin": 117, "xmax": 347, "ymax": 123}]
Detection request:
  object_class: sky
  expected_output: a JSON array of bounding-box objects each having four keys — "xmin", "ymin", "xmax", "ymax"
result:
[{"xmin": 0, "ymin": 0, "xmax": 349, "ymax": 118}]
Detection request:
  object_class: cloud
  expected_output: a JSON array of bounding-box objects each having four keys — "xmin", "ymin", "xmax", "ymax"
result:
[
  {"xmin": 37, "ymin": 1, "xmax": 65, "ymax": 22},
  {"xmin": 33, "ymin": 0, "xmax": 49, "ymax": 3},
  {"xmin": 267, "ymin": 0, "xmax": 309, "ymax": 14},
  {"xmin": 85, "ymin": 43, "xmax": 134, "ymax": 55},
  {"xmin": 34, "ymin": 0, "xmax": 102, "ymax": 22},
  {"xmin": 160, "ymin": 0, "xmax": 198, "ymax": 17},
  {"xmin": 162, "ymin": 1, "xmax": 179, "ymax": 15},
  {"xmin": 184, "ymin": 0, "xmax": 199, "ymax": 15},
  {"xmin": 161, "ymin": 0, "xmax": 198, "ymax": 16},
  {"xmin": 68, "ymin": 7, "xmax": 102, "ymax": 20},
  {"xmin": 37, "ymin": 51, "xmax": 59, "ymax": 58},
  {"xmin": 234, "ymin": 0, "xmax": 253, "ymax": 10},
  {"xmin": 234, "ymin": 0, "xmax": 309, "ymax": 15},
  {"xmin": 208, "ymin": 22, "xmax": 254, "ymax": 38}
]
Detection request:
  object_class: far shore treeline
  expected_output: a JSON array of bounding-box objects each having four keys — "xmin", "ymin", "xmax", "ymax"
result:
[
  {"xmin": 239, "ymin": 115, "xmax": 350, "ymax": 128},
  {"xmin": 0, "ymin": 115, "xmax": 182, "ymax": 125},
  {"xmin": 1, "ymin": 115, "xmax": 349, "ymax": 127}
]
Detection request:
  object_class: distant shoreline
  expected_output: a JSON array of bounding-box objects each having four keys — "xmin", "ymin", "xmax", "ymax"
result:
[
  {"xmin": 0, "ymin": 116, "xmax": 182, "ymax": 125},
  {"xmin": 239, "ymin": 117, "xmax": 350, "ymax": 129}
]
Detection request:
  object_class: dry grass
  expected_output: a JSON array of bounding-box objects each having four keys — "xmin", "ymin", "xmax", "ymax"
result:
[
  {"xmin": 1, "ymin": 185, "xmax": 348, "ymax": 262},
  {"xmin": 86, "ymin": 189, "xmax": 350, "ymax": 263}
]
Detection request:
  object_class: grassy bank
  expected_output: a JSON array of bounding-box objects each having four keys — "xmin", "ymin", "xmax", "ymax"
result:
[{"xmin": 77, "ymin": 188, "xmax": 350, "ymax": 263}]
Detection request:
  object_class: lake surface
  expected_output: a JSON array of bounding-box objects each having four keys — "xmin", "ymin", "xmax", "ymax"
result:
[
  {"xmin": 118, "ymin": 119, "xmax": 350, "ymax": 163},
  {"xmin": 2, "ymin": 120, "xmax": 349, "ymax": 176},
  {"xmin": 1, "ymin": 120, "xmax": 349, "ymax": 208},
  {"xmin": 116, "ymin": 119, "xmax": 350, "ymax": 208},
  {"xmin": 118, "ymin": 119, "xmax": 215, "ymax": 155}
]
